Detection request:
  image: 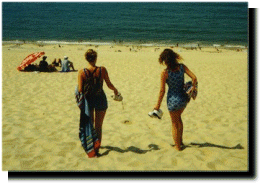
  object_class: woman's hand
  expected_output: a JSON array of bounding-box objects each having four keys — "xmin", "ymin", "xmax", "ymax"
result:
[
  {"xmin": 114, "ymin": 89, "xmax": 119, "ymax": 96},
  {"xmin": 154, "ymin": 105, "xmax": 160, "ymax": 111},
  {"xmin": 192, "ymin": 78, "xmax": 198, "ymax": 87}
]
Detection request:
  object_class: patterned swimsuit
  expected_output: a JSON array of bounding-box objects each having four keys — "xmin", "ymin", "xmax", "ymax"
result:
[{"xmin": 166, "ymin": 64, "xmax": 190, "ymax": 111}]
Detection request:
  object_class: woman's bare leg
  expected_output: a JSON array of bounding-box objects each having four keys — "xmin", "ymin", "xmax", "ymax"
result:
[
  {"xmin": 94, "ymin": 110, "xmax": 106, "ymax": 144},
  {"xmin": 169, "ymin": 108, "xmax": 184, "ymax": 151},
  {"xmin": 179, "ymin": 116, "xmax": 184, "ymax": 145}
]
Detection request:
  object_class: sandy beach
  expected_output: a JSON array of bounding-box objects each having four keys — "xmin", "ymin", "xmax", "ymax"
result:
[{"xmin": 2, "ymin": 43, "xmax": 248, "ymax": 171}]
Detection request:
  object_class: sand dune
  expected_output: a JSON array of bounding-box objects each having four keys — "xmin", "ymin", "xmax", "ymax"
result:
[{"xmin": 2, "ymin": 43, "xmax": 248, "ymax": 171}]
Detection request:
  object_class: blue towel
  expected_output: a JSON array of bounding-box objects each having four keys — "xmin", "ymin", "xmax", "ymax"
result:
[
  {"xmin": 76, "ymin": 86, "xmax": 100, "ymax": 157},
  {"xmin": 75, "ymin": 86, "xmax": 84, "ymax": 109}
]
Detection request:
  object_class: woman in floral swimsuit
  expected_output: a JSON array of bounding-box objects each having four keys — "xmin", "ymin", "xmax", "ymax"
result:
[{"xmin": 153, "ymin": 49, "xmax": 197, "ymax": 151}]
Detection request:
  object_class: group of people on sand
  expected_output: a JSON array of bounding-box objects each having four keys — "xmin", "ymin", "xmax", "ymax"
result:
[
  {"xmin": 23, "ymin": 56, "xmax": 75, "ymax": 72},
  {"xmin": 77, "ymin": 48, "xmax": 197, "ymax": 158}
]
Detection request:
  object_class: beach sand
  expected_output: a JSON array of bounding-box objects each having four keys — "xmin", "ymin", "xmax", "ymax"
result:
[{"xmin": 2, "ymin": 43, "xmax": 248, "ymax": 171}]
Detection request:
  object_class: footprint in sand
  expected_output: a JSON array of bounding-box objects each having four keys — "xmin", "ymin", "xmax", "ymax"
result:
[{"xmin": 122, "ymin": 120, "xmax": 132, "ymax": 125}]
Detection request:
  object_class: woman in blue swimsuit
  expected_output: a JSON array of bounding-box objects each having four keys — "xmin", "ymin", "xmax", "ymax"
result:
[{"xmin": 154, "ymin": 49, "xmax": 197, "ymax": 151}]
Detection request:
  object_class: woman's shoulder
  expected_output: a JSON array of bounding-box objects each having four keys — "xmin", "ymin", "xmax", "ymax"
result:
[
  {"xmin": 162, "ymin": 69, "xmax": 168, "ymax": 74},
  {"xmin": 99, "ymin": 66, "xmax": 107, "ymax": 73},
  {"xmin": 180, "ymin": 63, "xmax": 188, "ymax": 70},
  {"xmin": 180, "ymin": 63, "xmax": 187, "ymax": 67},
  {"xmin": 178, "ymin": 63, "xmax": 184, "ymax": 67},
  {"xmin": 99, "ymin": 66, "xmax": 106, "ymax": 69},
  {"xmin": 161, "ymin": 69, "xmax": 168, "ymax": 77},
  {"xmin": 78, "ymin": 68, "xmax": 87, "ymax": 76},
  {"xmin": 78, "ymin": 68, "xmax": 85, "ymax": 72}
]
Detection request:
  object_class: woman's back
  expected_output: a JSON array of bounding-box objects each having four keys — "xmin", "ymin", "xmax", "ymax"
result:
[
  {"xmin": 166, "ymin": 64, "xmax": 189, "ymax": 111},
  {"xmin": 82, "ymin": 67, "xmax": 104, "ymax": 97},
  {"xmin": 166, "ymin": 64, "xmax": 185, "ymax": 92}
]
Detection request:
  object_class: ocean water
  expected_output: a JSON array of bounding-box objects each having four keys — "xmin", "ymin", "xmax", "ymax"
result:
[{"xmin": 2, "ymin": 2, "xmax": 248, "ymax": 47}]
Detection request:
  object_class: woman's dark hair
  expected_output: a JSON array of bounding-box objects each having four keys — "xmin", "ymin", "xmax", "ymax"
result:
[
  {"xmin": 85, "ymin": 49, "xmax": 97, "ymax": 62},
  {"xmin": 159, "ymin": 49, "xmax": 182, "ymax": 70}
]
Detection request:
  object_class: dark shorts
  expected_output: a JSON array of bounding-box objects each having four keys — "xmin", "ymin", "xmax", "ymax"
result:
[{"xmin": 86, "ymin": 91, "xmax": 108, "ymax": 111}]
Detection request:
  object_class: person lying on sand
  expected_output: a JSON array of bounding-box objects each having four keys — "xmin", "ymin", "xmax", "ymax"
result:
[
  {"xmin": 23, "ymin": 63, "xmax": 39, "ymax": 72},
  {"xmin": 47, "ymin": 64, "xmax": 58, "ymax": 72}
]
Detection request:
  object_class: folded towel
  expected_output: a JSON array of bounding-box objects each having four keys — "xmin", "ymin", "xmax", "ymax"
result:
[
  {"xmin": 76, "ymin": 86, "xmax": 100, "ymax": 158},
  {"xmin": 79, "ymin": 107, "xmax": 100, "ymax": 158},
  {"xmin": 75, "ymin": 86, "xmax": 84, "ymax": 109}
]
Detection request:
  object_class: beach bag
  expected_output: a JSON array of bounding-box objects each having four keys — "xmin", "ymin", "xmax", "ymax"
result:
[
  {"xmin": 83, "ymin": 67, "xmax": 102, "ymax": 97},
  {"xmin": 184, "ymin": 81, "xmax": 198, "ymax": 100}
]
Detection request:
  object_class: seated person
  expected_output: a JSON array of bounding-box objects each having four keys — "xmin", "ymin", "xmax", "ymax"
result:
[
  {"xmin": 39, "ymin": 56, "xmax": 49, "ymax": 72},
  {"xmin": 52, "ymin": 58, "xmax": 60, "ymax": 67},
  {"xmin": 58, "ymin": 58, "xmax": 62, "ymax": 67},
  {"xmin": 48, "ymin": 64, "xmax": 58, "ymax": 72},
  {"xmin": 61, "ymin": 56, "xmax": 75, "ymax": 72}
]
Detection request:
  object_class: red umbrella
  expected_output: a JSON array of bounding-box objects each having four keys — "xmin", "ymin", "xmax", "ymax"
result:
[{"xmin": 17, "ymin": 52, "xmax": 45, "ymax": 71}]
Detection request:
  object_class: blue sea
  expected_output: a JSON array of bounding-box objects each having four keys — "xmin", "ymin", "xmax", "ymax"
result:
[{"xmin": 2, "ymin": 2, "xmax": 248, "ymax": 47}]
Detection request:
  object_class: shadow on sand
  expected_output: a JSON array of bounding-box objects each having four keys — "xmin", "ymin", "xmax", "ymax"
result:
[
  {"xmin": 98, "ymin": 143, "xmax": 244, "ymax": 157},
  {"xmin": 99, "ymin": 144, "xmax": 160, "ymax": 157},
  {"xmin": 189, "ymin": 142, "xmax": 244, "ymax": 149},
  {"xmin": 171, "ymin": 142, "xmax": 244, "ymax": 150}
]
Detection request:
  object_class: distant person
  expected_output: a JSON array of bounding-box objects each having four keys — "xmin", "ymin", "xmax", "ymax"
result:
[
  {"xmin": 52, "ymin": 58, "xmax": 60, "ymax": 67},
  {"xmin": 152, "ymin": 49, "xmax": 197, "ymax": 151},
  {"xmin": 77, "ymin": 49, "xmax": 120, "ymax": 157},
  {"xmin": 58, "ymin": 58, "xmax": 62, "ymax": 66},
  {"xmin": 61, "ymin": 56, "xmax": 75, "ymax": 72},
  {"xmin": 48, "ymin": 64, "xmax": 58, "ymax": 72},
  {"xmin": 39, "ymin": 56, "xmax": 49, "ymax": 72},
  {"xmin": 24, "ymin": 64, "xmax": 38, "ymax": 72}
]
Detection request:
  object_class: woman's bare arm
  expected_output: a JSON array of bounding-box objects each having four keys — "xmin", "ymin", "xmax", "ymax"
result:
[
  {"xmin": 154, "ymin": 70, "xmax": 167, "ymax": 110},
  {"xmin": 183, "ymin": 64, "xmax": 197, "ymax": 85},
  {"xmin": 78, "ymin": 69, "xmax": 84, "ymax": 93},
  {"xmin": 103, "ymin": 67, "xmax": 118, "ymax": 95}
]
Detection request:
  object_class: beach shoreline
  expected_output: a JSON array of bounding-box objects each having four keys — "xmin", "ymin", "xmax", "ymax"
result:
[{"xmin": 2, "ymin": 40, "xmax": 248, "ymax": 50}]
